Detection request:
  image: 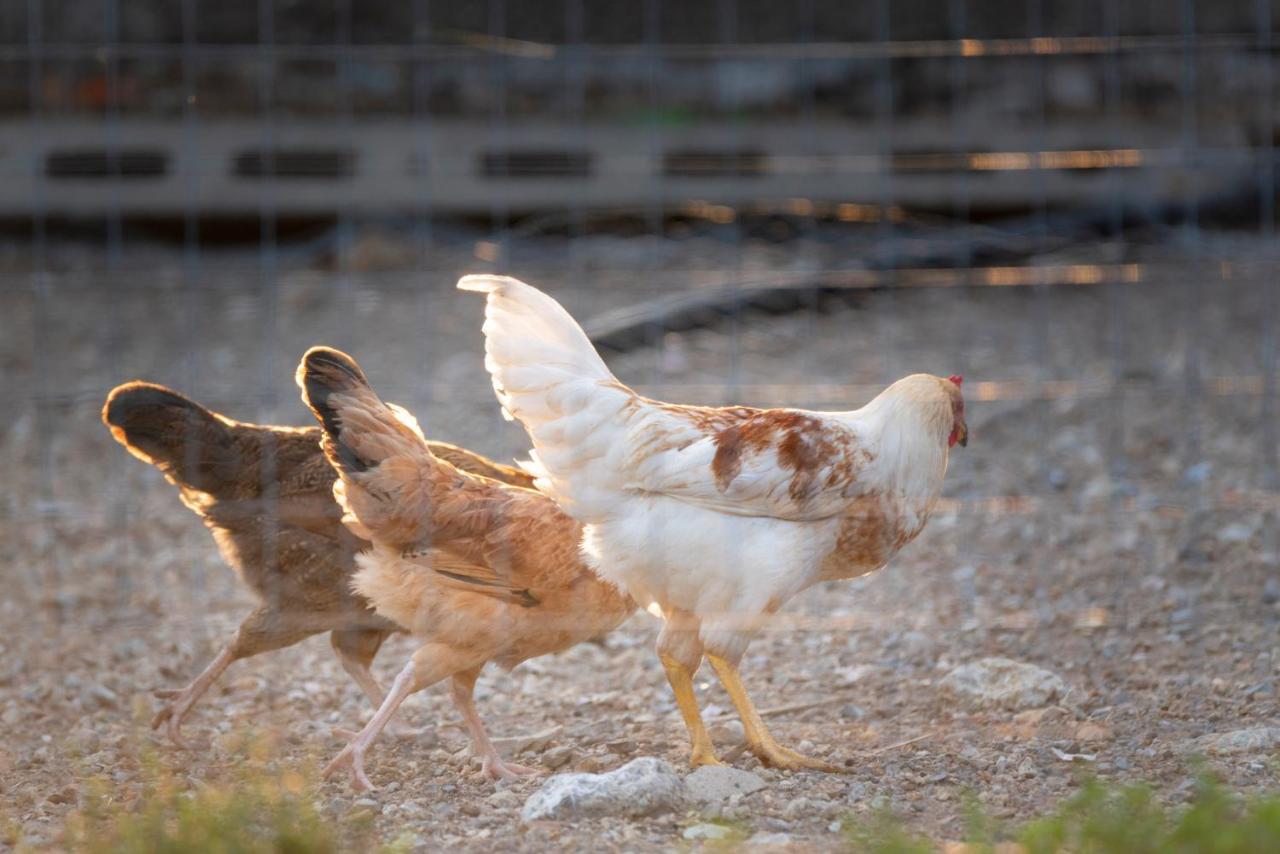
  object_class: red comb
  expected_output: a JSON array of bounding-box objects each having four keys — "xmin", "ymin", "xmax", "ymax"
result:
[{"xmin": 948, "ymin": 374, "xmax": 963, "ymax": 387}]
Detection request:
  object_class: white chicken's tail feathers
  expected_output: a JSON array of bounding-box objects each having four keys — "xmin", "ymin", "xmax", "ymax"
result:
[
  {"xmin": 459, "ymin": 274, "xmax": 633, "ymax": 520},
  {"xmin": 458, "ymin": 274, "xmax": 613, "ymax": 384}
]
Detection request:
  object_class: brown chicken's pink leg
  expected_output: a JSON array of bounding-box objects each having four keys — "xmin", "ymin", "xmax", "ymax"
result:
[
  {"xmin": 330, "ymin": 629, "xmax": 391, "ymax": 707},
  {"xmin": 450, "ymin": 667, "xmax": 541, "ymax": 781},
  {"xmin": 152, "ymin": 646, "xmax": 235, "ymax": 748},
  {"xmin": 154, "ymin": 609, "xmax": 318, "ymax": 748}
]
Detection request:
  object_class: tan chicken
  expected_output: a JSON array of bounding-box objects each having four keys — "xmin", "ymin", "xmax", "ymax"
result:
[
  {"xmin": 461, "ymin": 274, "xmax": 968, "ymax": 772},
  {"xmin": 296, "ymin": 347, "xmax": 636, "ymax": 790},
  {"xmin": 103, "ymin": 381, "xmax": 534, "ymax": 746}
]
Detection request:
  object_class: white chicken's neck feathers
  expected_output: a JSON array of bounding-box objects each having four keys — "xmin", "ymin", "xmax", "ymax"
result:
[{"xmin": 840, "ymin": 377, "xmax": 952, "ymax": 501}]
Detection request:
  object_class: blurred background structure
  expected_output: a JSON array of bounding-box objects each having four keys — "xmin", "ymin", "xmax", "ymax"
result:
[
  {"xmin": 1, "ymin": 3, "xmax": 1277, "ymax": 844},
  {"xmin": 3, "ymin": 0, "xmax": 1279, "ymax": 683},
  {"xmin": 3, "ymin": 0, "xmax": 1278, "ymax": 637}
]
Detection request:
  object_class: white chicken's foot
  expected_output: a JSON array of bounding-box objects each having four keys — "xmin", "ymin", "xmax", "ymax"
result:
[{"xmin": 707, "ymin": 654, "xmax": 844, "ymax": 774}]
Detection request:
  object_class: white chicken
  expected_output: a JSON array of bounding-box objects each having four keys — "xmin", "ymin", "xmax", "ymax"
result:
[{"xmin": 460, "ymin": 274, "xmax": 968, "ymax": 771}]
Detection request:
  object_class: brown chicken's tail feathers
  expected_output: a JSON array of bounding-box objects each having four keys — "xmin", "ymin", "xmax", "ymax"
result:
[{"xmin": 102, "ymin": 381, "xmax": 243, "ymax": 495}]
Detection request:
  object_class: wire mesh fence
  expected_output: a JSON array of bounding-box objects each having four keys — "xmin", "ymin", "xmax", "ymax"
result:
[{"xmin": 0, "ymin": 1, "xmax": 1277, "ymax": 844}]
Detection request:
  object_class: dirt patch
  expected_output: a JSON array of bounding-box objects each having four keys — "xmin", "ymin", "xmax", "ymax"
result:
[{"xmin": 0, "ymin": 232, "xmax": 1275, "ymax": 849}]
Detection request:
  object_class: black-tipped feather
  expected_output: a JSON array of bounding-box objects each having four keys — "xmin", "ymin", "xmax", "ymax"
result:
[
  {"xmin": 300, "ymin": 347, "xmax": 375, "ymax": 475},
  {"xmin": 102, "ymin": 381, "xmax": 244, "ymax": 497}
]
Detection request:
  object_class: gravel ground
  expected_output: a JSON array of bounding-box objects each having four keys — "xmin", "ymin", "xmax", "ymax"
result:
[{"xmin": 0, "ymin": 230, "xmax": 1276, "ymax": 850}]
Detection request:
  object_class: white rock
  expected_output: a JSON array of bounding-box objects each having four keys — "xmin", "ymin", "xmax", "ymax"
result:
[
  {"xmin": 940, "ymin": 657, "xmax": 1069, "ymax": 710},
  {"xmin": 1187, "ymin": 726, "xmax": 1280, "ymax": 756},
  {"xmin": 685, "ymin": 764, "xmax": 769, "ymax": 803},
  {"xmin": 520, "ymin": 756, "xmax": 686, "ymax": 821},
  {"xmin": 682, "ymin": 822, "xmax": 734, "ymax": 840},
  {"xmin": 85, "ymin": 684, "xmax": 119, "ymax": 709},
  {"xmin": 781, "ymin": 796, "xmax": 812, "ymax": 820},
  {"xmin": 485, "ymin": 789, "xmax": 521, "ymax": 810},
  {"xmin": 745, "ymin": 831, "xmax": 796, "ymax": 849},
  {"xmin": 1217, "ymin": 522, "xmax": 1256, "ymax": 543},
  {"xmin": 709, "ymin": 719, "xmax": 745, "ymax": 745}
]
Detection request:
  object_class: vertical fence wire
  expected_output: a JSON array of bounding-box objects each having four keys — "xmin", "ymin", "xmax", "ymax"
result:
[
  {"xmin": 488, "ymin": 0, "xmax": 509, "ymax": 271},
  {"xmin": 1104, "ymin": 0, "xmax": 1129, "ymax": 491},
  {"xmin": 104, "ymin": 0, "xmax": 133, "ymax": 605},
  {"xmin": 24, "ymin": 0, "xmax": 54, "ymax": 604},
  {"xmin": 873, "ymin": 0, "xmax": 894, "ymax": 386},
  {"xmin": 1179, "ymin": 0, "xmax": 1206, "ymax": 577},
  {"xmin": 334, "ymin": 0, "xmax": 354, "ymax": 354},
  {"xmin": 1257, "ymin": 0, "xmax": 1279, "ymax": 567},
  {"xmin": 255, "ymin": 0, "xmax": 281, "ymax": 627},
  {"xmin": 412, "ymin": 0, "xmax": 435, "ymax": 416}
]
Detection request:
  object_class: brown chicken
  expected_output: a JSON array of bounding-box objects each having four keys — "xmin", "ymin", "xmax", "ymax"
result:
[
  {"xmin": 103, "ymin": 381, "xmax": 534, "ymax": 747},
  {"xmin": 297, "ymin": 347, "xmax": 635, "ymax": 790}
]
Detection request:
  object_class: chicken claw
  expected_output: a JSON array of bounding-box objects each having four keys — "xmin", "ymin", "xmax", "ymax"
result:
[
  {"xmin": 150, "ymin": 647, "xmax": 235, "ymax": 749},
  {"xmin": 451, "ymin": 669, "xmax": 545, "ymax": 782},
  {"xmin": 150, "ymin": 692, "xmax": 195, "ymax": 749},
  {"xmin": 324, "ymin": 737, "xmax": 376, "ymax": 792},
  {"xmin": 749, "ymin": 742, "xmax": 844, "ymax": 774},
  {"xmin": 690, "ymin": 745, "xmax": 726, "ymax": 768},
  {"xmin": 707, "ymin": 654, "xmax": 845, "ymax": 774},
  {"xmin": 480, "ymin": 757, "xmax": 542, "ymax": 781}
]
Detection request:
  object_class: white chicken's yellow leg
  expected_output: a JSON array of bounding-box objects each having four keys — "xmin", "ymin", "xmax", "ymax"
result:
[
  {"xmin": 660, "ymin": 653, "xmax": 723, "ymax": 768},
  {"xmin": 707, "ymin": 654, "xmax": 843, "ymax": 773}
]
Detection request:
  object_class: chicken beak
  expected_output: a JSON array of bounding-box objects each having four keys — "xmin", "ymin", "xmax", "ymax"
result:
[{"xmin": 957, "ymin": 421, "xmax": 968, "ymax": 448}]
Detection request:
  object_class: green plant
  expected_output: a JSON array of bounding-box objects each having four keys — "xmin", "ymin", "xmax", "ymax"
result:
[
  {"xmin": 840, "ymin": 775, "xmax": 1280, "ymax": 854},
  {"xmin": 842, "ymin": 806, "xmax": 934, "ymax": 854},
  {"xmin": 61, "ymin": 738, "xmax": 375, "ymax": 854},
  {"xmin": 1020, "ymin": 775, "xmax": 1280, "ymax": 854}
]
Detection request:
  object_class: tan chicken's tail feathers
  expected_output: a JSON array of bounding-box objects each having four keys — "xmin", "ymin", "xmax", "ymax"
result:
[
  {"xmin": 102, "ymin": 381, "xmax": 242, "ymax": 495},
  {"xmin": 297, "ymin": 347, "xmax": 382, "ymax": 475},
  {"xmin": 297, "ymin": 346, "xmax": 443, "ymax": 544}
]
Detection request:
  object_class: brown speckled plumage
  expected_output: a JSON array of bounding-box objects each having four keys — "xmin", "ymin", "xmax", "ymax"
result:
[{"xmin": 102, "ymin": 380, "xmax": 534, "ymax": 746}]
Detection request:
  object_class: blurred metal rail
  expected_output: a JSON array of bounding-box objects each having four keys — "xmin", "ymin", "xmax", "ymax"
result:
[
  {"xmin": 0, "ymin": 31, "xmax": 1273, "ymax": 61},
  {"xmin": 0, "ymin": 119, "xmax": 1255, "ymax": 216}
]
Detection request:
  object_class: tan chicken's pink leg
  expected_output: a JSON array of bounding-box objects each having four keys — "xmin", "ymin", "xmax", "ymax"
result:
[
  {"xmin": 450, "ymin": 667, "xmax": 541, "ymax": 781},
  {"xmin": 325, "ymin": 659, "xmax": 417, "ymax": 792},
  {"xmin": 152, "ymin": 646, "xmax": 235, "ymax": 749},
  {"xmin": 325, "ymin": 643, "xmax": 479, "ymax": 792},
  {"xmin": 707, "ymin": 654, "xmax": 843, "ymax": 773}
]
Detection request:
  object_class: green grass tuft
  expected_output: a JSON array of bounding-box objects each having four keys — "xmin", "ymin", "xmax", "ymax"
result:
[
  {"xmin": 1020, "ymin": 775, "xmax": 1280, "ymax": 854},
  {"xmin": 843, "ymin": 775, "xmax": 1280, "ymax": 854},
  {"xmin": 58, "ymin": 737, "xmax": 386, "ymax": 854}
]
